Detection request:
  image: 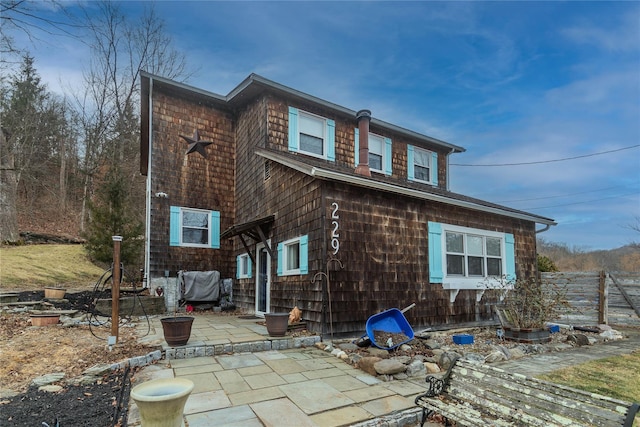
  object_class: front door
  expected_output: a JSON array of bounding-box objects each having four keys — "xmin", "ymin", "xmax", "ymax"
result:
[{"xmin": 255, "ymin": 242, "xmax": 270, "ymax": 315}]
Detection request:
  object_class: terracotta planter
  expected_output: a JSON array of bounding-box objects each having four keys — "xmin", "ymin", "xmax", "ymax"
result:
[
  {"xmin": 31, "ymin": 313, "xmax": 61, "ymax": 326},
  {"xmin": 44, "ymin": 287, "xmax": 66, "ymax": 299},
  {"xmin": 131, "ymin": 378, "xmax": 194, "ymax": 427},
  {"xmin": 503, "ymin": 326, "xmax": 551, "ymax": 344},
  {"xmin": 161, "ymin": 317, "xmax": 194, "ymax": 347},
  {"xmin": 264, "ymin": 313, "xmax": 289, "ymax": 337}
]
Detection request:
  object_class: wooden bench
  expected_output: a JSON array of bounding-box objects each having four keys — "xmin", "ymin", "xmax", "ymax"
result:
[{"xmin": 414, "ymin": 358, "xmax": 639, "ymax": 427}]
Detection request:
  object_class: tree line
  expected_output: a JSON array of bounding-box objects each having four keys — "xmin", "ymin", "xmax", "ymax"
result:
[{"xmin": 0, "ymin": 0, "xmax": 192, "ymax": 267}]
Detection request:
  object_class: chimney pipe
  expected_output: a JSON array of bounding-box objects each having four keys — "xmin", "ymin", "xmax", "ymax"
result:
[{"xmin": 355, "ymin": 109, "xmax": 371, "ymax": 177}]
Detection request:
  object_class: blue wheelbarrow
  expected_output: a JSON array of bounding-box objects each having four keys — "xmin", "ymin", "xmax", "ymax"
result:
[{"xmin": 356, "ymin": 304, "xmax": 415, "ymax": 350}]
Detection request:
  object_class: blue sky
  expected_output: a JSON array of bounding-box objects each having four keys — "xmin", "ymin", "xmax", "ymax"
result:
[{"xmin": 9, "ymin": 1, "xmax": 640, "ymax": 250}]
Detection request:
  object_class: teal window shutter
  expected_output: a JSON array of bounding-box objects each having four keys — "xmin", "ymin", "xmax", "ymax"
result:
[
  {"xmin": 277, "ymin": 242, "xmax": 284, "ymax": 276},
  {"xmin": 505, "ymin": 233, "xmax": 516, "ymax": 281},
  {"xmin": 236, "ymin": 256, "xmax": 241, "ymax": 279},
  {"xmin": 247, "ymin": 257, "xmax": 253, "ymax": 279},
  {"xmin": 407, "ymin": 145, "xmax": 415, "ymax": 181},
  {"xmin": 327, "ymin": 119, "xmax": 336, "ymax": 161},
  {"xmin": 354, "ymin": 128, "xmax": 359, "ymax": 167},
  {"xmin": 170, "ymin": 206, "xmax": 181, "ymax": 246},
  {"xmin": 210, "ymin": 211, "xmax": 220, "ymax": 249},
  {"xmin": 300, "ymin": 235, "xmax": 309, "ymax": 274},
  {"xmin": 384, "ymin": 137, "xmax": 393, "ymax": 175},
  {"xmin": 288, "ymin": 107, "xmax": 299, "ymax": 152},
  {"xmin": 431, "ymin": 152, "xmax": 438, "ymax": 185},
  {"xmin": 428, "ymin": 222, "xmax": 444, "ymax": 283}
]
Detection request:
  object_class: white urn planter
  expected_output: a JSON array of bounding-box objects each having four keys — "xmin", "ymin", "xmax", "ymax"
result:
[{"xmin": 130, "ymin": 378, "xmax": 194, "ymax": 427}]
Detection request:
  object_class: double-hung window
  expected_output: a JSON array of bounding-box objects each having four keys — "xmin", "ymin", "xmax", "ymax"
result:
[
  {"xmin": 236, "ymin": 253, "xmax": 252, "ymax": 279},
  {"xmin": 169, "ymin": 206, "xmax": 220, "ymax": 248},
  {"xmin": 288, "ymin": 107, "xmax": 335, "ymax": 161},
  {"xmin": 428, "ymin": 222, "xmax": 515, "ymax": 289},
  {"xmin": 408, "ymin": 145, "xmax": 438, "ymax": 185},
  {"xmin": 277, "ymin": 235, "xmax": 308, "ymax": 276},
  {"xmin": 354, "ymin": 129, "xmax": 393, "ymax": 175},
  {"xmin": 445, "ymin": 232, "xmax": 503, "ymax": 277}
]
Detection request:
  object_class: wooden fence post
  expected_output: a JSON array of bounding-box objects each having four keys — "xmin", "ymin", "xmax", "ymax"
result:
[{"xmin": 598, "ymin": 270, "xmax": 607, "ymax": 325}]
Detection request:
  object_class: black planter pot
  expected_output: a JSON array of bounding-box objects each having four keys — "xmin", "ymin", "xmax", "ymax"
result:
[
  {"xmin": 503, "ymin": 326, "xmax": 551, "ymax": 344},
  {"xmin": 161, "ymin": 316, "xmax": 194, "ymax": 346},
  {"xmin": 264, "ymin": 313, "xmax": 289, "ymax": 337}
]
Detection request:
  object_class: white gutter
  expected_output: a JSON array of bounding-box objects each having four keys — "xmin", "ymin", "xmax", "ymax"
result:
[
  {"xmin": 144, "ymin": 77, "xmax": 153, "ymax": 287},
  {"xmin": 255, "ymin": 149, "xmax": 557, "ymax": 226}
]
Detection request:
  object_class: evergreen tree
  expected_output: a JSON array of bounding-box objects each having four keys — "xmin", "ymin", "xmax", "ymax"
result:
[{"xmin": 82, "ymin": 165, "xmax": 144, "ymax": 268}]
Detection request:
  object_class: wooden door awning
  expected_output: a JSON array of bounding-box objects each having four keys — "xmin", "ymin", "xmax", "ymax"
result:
[{"xmin": 221, "ymin": 215, "xmax": 275, "ymax": 263}]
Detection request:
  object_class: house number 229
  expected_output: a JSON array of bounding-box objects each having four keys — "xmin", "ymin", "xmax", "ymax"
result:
[{"xmin": 331, "ymin": 202, "xmax": 340, "ymax": 255}]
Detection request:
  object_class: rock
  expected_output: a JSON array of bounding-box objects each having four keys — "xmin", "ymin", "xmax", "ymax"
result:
[
  {"xmin": 391, "ymin": 355, "xmax": 412, "ymax": 365},
  {"xmin": 399, "ymin": 344, "xmax": 412, "ymax": 352},
  {"xmin": 367, "ymin": 348, "xmax": 390, "ymax": 358},
  {"xmin": 424, "ymin": 362, "xmax": 441, "ymax": 373},
  {"xmin": 38, "ymin": 385, "xmax": 63, "ymax": 393},
  {"xmin": 439, "ymin": 351, "xmax": 462, "ymax": 370},
  {"xmin": 484, "ymin": 350, "xmax": 507, "ymax": 363},
  {"xmin": 338, "ymin": 342, "xmax": 359, "ymax": 352},
  {"xmin": 314, "ymin": 342, "xmax": 325, "ymax": 350},
  {"xmin": 393, "ymin": 372, "xmax": 408, "ymax": 380},
  {"xmin": 567, "ymin": 334, "xmax": 590, "ymax": 346},
  {"xmin": 348, "ymin": 353, "xmax": 363, "ymax": 365},
  {"xmin": 600, "ymin": 329, "xmax": 623, "ymax": 341},
  {"xmin": 494, "ymin": 345, "xmax": 511, "ymax": 359},
  {"xmin": 374, "ymin": 359, "xmax": 406, "ymax": 375},
  {"xmin": 31, "ymin": 372, "xmax": 65, "ymax": 387},
  {"xmin": 406, "ymin": 360, "xmax": 426, "ymax": 377},
  {"xmin": 424, "ymin": 339, "xmax": 441, "ymax": 349},
  {"xmin": 83, "ymin": 363, "xmax": 112, "ymax": 376},
  {"xmin": 358, "ymin": 356, "xmax": 383, "ymax": 376},
  {"xmin": 462, "ymin": 353, "xmax": 485, "ymax": 364},
  {"xmin": 597, "ymin": 324, "xmax": 612, "ymax": 331},
  {"xmin": 509, "ymin": 347, "xmax": 526, "ymax": 359}
]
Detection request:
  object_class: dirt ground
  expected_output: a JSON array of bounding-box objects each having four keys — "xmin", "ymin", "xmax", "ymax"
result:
[{"xmin": 1, "ymin": 292, "xmax": 158, "ymax": 426}]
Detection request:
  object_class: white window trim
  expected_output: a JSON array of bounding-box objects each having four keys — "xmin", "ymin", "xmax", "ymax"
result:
[
  {"xmin": 298, "ymin": 110, "xmax": 327, "ymax": 159},
  {"xmin": 180, "ymin": 207, "xmax": 212, "ymax": 248},
  {"xmin": 368, "ymin": 133, "xmax": 385, "ymax": 173},
  {"xmin": 238, "ymin": 253, "xmax": 251, "ymax": 279},
  {"xmin": 413, "ymin": 147, "xmax": 433, "ymax": 184},
  {"xmin": 440, "ymin": 224, "xmax": 506, "ymax": 290},
  {"xmin": 281, "ymin": 236, "xmax": 302, "ymax": 276}
]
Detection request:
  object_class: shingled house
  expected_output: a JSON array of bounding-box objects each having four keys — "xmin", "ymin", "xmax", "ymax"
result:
[{"xmin": 139, "ymin": 71, "xmax": 556, "ymax": 335}]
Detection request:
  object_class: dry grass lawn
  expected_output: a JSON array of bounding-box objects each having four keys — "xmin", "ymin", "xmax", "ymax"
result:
[
  {"xmin": 539, "ymin": 350, "xmax": 640, "ymax": 426},
  {"xmin": 0, "ymin": 244, "xmax": 105, "ymax": 291}
]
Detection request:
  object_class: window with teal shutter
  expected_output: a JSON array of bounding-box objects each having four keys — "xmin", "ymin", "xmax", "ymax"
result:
[
  {"xmin": 384, "ymin": 137, "xmax": 393, "ymax": 175},
  {"xmin": 277, "ymin": 235, "xmax": 308, "ymax": 276},
  {"xmin": 169, "ymin": 206, "xmax": 220, "ymax": 248},
  {"xmin": 504, "ymin": 233, "xmax": 516, "ymax": 281},
  {"xmin": 428, "ymin": 222, "xmax": 444, "ymax": 283},
  {"xmin": 277, "ymin": 242, "xmax": 283, "ymax": 276},
  {"xmin": 299, "ymin": 235, "xmax": 308, "ymax": 274},
  {"xmin": 170, "ymin": 206, "xmax": 181, "ymax": 246},
  {"xmin": 288, "ymin": 107, "xmax": 299, "ymax": 151},
  {"xmin": 327, "ymin": 120, "xmax": 335, "ymax": 161},
  {"xmin": 237, "ymin": 254, "xmax": 252, "ymax": 279},
  {"xmin": 407, "ymin": 145, "xmax": 415, "ymax": 181}
]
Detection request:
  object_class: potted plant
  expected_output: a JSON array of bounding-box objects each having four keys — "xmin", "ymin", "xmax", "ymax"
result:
[
  {"xmin": 264, "ymin": 312, "xmax": 290, "ymax": 337},
  {"xmin": 494, "ymin": 276, "xmax": 567, "ymax": 344},
  {"xmin": 160, "ymin": 275, "xmax": 194, "ymax": 346}
]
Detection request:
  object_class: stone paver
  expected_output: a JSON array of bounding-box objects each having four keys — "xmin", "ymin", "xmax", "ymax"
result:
[{"xmin": 131, "ymin": 314, "xmax": 640, "ymax": 427}]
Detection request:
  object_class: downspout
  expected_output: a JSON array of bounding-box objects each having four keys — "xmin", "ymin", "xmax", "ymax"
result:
[
  {"xmin": 535, "ymin": 224, "xmax": 551, "ymax": 234},
  {"xmin": 144, "ymin": 77, "xmax": 153, "ymax": 287}
]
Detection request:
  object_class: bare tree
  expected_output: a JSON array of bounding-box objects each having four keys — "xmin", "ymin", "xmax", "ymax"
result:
[
  {"xmin": 73, "ymin": 1, "xmax": 189, "ymax": 241},
  {"xmin": 627, "ymin": 216, "xmax": 640, "ymax": 249}
]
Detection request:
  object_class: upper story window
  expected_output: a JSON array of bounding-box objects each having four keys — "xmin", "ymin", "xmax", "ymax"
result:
[
  {"xmin": 288, "ymin": 107, "xmax": 335, "ymax": 161},
  {"xmin": 354, "ymin": 129, "xmax": 392, "ymax": 175},
  {"xmin": 408, "ymin": 145, "xmax": 438, "ymax": 185},
  {"xmin": 169, "ymin": 206, "xmax": 220, "ymax": 248},
  {"xmin": 277, "ymin": 235, "xmax": 309, "ymax": 276},
  {"xmin": 428, "ymin": 222, "xmax": 515, "ymax": 289}
]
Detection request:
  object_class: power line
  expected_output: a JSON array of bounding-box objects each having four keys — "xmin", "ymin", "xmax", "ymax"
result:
[
  {"xmin": 522, "ymin": 191, "xmax": 639, "ymax": 210},
  {"xmin": 451, "ymin": 144, "xmax": 640, "ymax": 167},
  {"xmin": 495, "ymin": 185, "xmax": 628, "ymax": 203}
]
